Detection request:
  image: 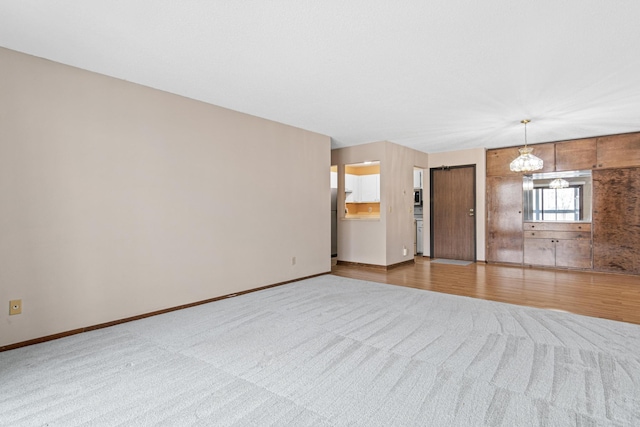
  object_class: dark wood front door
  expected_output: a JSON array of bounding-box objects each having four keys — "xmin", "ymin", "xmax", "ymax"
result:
[{"xmin": 431, "ymin": 165, "xmax": 476, "ymax": 261}]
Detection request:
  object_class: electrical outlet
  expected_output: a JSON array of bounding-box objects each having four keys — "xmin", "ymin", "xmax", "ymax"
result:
[
  {"xmin": 9, "ymin": 299, "xmax": 22, "ymax": 315},
  {"xmin": 291, "ymin": 256, "xmax": 296, "ymax": 266},
  {"xmin": 403, "ymin": 246, "xmax": 408, "ymax": 256}
]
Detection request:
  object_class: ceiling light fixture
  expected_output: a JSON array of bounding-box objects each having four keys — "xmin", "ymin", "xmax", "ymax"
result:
[
  {"xmin": 549, "ymin": 178, "xmax": 569, "ymax": 189},
  {"xmin": 509, "ymin": 119, "xmax": 543, "ymax": 173}
]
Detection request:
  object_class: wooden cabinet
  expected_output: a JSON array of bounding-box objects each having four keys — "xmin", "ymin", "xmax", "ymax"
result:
[
  {"xmin": 486, "ymin": 176, "xmax": 523, "ymax": 263},
  {"xmin": 555, "ymin": 239, "xmax": 592, "ymax": 269},
  {"xmin": 486, "ymin": 131, "xmax": 640, "ymax": 274},
  {"xmin": 486, "ymin": 147, "xmax": 521, "ymax": 177},
  {"xmin": 486, "ymin": 143, "xmax": 555, "ymax": 176},
  {"xmin": 523, "ymin": 222, "xmax": 592, "ymax": 269},
  {"xmin": 487, "ymin": 131, "xmax": 640, "ymax": 176},
  {"xmin": 523, "ymin": 238, "xmax": 555, "ymax": 266},
  {"xmin": 596, "ymin": 132, "xmax": 640, "ymax": 169},
  {"xmin": 555, "ymin": 138, "xmax": 597, "ymax": 171},
  {"xmin": 593, "ymin": 167, "xmax": 640, "ymax": 274}
]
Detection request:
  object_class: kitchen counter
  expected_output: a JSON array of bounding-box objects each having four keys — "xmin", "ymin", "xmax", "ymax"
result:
[
  {"xmin": 344, "ymin": 214, "xmax": 380, "ymax": 220},
  {"xmin": 345, "ymin": 201, "xmax": 380, "ymax": 219}
]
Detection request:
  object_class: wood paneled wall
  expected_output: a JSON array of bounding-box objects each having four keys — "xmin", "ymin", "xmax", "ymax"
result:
[
  {"xmin": 486, "ymin": 131, "xmax": 640, "ymax": 275},
  {"xmin": 593, "ymin": 167, "xmax": 640, "ymax": 274}
]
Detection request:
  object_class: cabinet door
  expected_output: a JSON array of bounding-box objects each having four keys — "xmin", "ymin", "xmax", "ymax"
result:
[
  {"xmin": 487, "ymin": 143, "xmax": 555, "ymax": 176},
  {"xmin": 524, "ymin": 239, "xmax": 555, "ymax": 266},
  {"xmin": 345, "ymin": 174, "xmax": 357, "ymax": 202},
  {"xmin": 593, "ymin": 167, "xmax": 640, "ymax": 274},
  {"xmin": 596, "ymin": 132, "xmax": 640, "ymax": 169},
  {"xmin": 487, "ymin": 147, "xmax": 522, "ymax": 177},
  {"xmin": 413, "ymin": 170, "xmax": 422, "ymax": 188},
  {"xmin": 360, "ymin": 174, "xmax": 379, "ymax": 202},
  {"xmin": 555, "ymin": 239, "xmax": 592, "ymax": 269},
  {"xmin": 555, "ymin": 138, "xmax": 597, "ymax": 171},
  {"xmin": 486, "ymin": 176, "xmax": 523, "ymax": 263}
]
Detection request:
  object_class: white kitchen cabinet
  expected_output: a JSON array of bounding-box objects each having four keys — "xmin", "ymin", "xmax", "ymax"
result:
[
  {"xmin": 359, "ymin": 174, "xmax": 380, "ymax": 202},
  {"xmin": 346, "ymin": 173, "xmax": 379, "ymax": 202},
  {"xmin": 414, "ymin": 170, "xmax": 423, "ymax": 189},
  {"xmin": 345, "ymin": 173, "xmax": 358, "ymax": 202}
]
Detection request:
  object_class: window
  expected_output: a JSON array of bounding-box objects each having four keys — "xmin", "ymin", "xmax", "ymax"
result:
[
  {"xmin": 530, "ymin": 185, "xmax": 583, "ymax": 221},
  {"xmin": 522, "ymin": 170, "xmax": 592, "ymax": 222}
]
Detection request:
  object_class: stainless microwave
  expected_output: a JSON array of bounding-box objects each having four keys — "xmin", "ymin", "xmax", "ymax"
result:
[{"xmin": 413, "ymin": 189, "xmax": 422, "ymax": 206}]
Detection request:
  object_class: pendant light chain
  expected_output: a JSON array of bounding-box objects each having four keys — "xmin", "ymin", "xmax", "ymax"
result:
[{"xmin": 522, "ymin": 118, "xmax": 530, "ymax": 147}]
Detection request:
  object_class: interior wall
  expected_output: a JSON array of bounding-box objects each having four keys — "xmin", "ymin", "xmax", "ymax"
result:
[
  {"xmin": 425, "ymin": 148, "xmax": 487, "ymax": 261},
  {"xmin": 331, "ymin": 142, "xmax": 386, "ymax": 265},
  {"xmin": 385, "ymin": 142, "xmax": 429, "ymax": 266},
  {"xmin": 0, "ymin": 47, "xmax": 331, "ymax": 347},
  {"xmin": 331, "ymin": 141, "xmax": 429, "ymax": 266}
]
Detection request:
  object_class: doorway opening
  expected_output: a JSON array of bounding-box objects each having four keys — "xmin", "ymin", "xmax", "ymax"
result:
[{"xmin": 413, "ymin": 167, "xmax": 424, "ymax": 255}]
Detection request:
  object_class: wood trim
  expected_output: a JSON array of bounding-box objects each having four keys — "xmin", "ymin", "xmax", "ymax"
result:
[
  {"xmin": 386, "ymin": 259, "xmax": 417, "ymax": 269},
  {"xmin": 337, "ymin": 259, "xmax": 415, "ymax": 270},
  {"xmin": 0, "ymin": 272, "xmax": 330, "ymax": 353}
]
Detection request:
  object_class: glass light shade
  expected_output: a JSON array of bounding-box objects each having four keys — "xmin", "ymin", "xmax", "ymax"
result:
[
  {"xmin": 509, "ymin": 147, "xmax": 544, "ymax": 173},
  {"xmin": 549, "ymin": 178, "xmax": 569, "ymax": 189}
]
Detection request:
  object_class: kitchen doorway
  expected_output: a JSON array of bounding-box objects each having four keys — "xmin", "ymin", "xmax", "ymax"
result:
[{"xmin": 430, "ymin": 165, "xmax": 476, "ymax": 261}]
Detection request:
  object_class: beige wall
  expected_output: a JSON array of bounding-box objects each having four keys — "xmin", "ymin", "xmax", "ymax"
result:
[
  {"xmin": 424, "ymin": 148, "xmax": 487, "ymax": 261},
  {"xmin": 332, "ymin": 142, "xmax": 387, "ymax": 265},
  {"xmin": 0, "ymin": 47, "xmax": 331, "ymax": 347},
  {"xmin": 331, "ymin": 141, "xmax": 428, "ymax": 266},
  {"xmin": 384, "ymin": 142, "xmax": 429, "ymax": 265}
]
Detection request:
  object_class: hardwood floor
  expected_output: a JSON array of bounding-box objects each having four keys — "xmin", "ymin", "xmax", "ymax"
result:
[{"xmin": 331, "ymin": 256, "xmax": 640, "ymax": 325}]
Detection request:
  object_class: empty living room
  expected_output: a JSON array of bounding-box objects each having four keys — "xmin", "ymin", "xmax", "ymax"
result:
[{"xmin": 2, "ymin": 2, "xmax": 640, "ymax": 426}]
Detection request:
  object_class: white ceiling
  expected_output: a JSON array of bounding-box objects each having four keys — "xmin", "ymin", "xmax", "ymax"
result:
[{"xmin": 1, "ymin": 1, "xmax": 640, "ymax": 153}]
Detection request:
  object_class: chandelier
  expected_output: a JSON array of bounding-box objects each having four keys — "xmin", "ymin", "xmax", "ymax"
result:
[
  {"xmin": 509, "ymin": 119, "xmax": 543, "ymax": 173},
  {"xmin": 549, "ymin": 178, "xmax": 569, "ymax": 189}
]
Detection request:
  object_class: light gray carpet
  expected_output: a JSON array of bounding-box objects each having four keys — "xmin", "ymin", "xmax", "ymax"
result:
[
  {"xmin": 1, "ymin": 275, "xmax": 639, "ymax": 426},
  {"xmin": 431, "ymin": 259, "xmax": 474, "ymax": 266}
]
